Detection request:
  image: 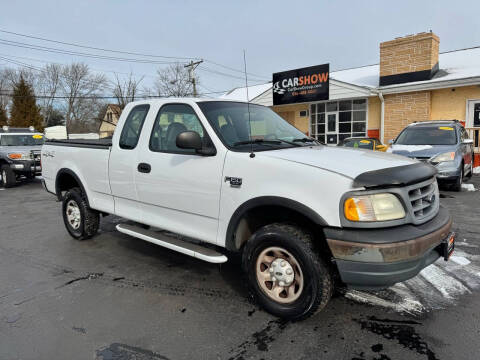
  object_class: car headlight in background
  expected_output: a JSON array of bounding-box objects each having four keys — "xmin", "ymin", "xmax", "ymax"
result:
[
  {"xmin": 344, "ymin": 193, "xmax": 406, "ymax": 222},
  {"xmin": 7, "ymin": 153, "xmax": 30, "ymax": 160},
  {"xmin": 430, "ymin": 152, "xmax": 455, "ymax": 163}
]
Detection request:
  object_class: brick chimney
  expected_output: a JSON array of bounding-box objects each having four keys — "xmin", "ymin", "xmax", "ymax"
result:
[{"xmin": 379, "ymin": 32, "xmax": 439, "ymax": 86}]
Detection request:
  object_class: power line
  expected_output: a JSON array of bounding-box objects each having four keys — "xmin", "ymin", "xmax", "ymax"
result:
[
  {"xmin": 0, "ymin": 38, "xmax": 268, "ymax": 82},
  {"xmin": 0, "ymin": 53, "xmax": 157, "ymax": 79},
  {"xmin": 0, "ymin": 38, "xmax": 181, "ymax": 65},
  {"xmin": 0, "ymin": 28, "xmax": 198, "ymax": 61},
  {"xmin": 0, "ymin": 28, "xmax": 270, "ymax": 79}
]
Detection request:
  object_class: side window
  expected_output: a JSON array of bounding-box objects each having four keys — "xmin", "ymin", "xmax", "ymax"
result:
[
  {"xmin": 150, "ymin": 104, "xmax": 205, "ymax": 154},
  {"xmin": 119, "ymin": 104, "xmax": 150, "ymax": 149}
]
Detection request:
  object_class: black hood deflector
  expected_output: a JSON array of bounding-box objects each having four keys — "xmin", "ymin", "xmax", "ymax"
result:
[{"xmin": 353, "ymin": 162, "xmax": 437, "ymax": 188}]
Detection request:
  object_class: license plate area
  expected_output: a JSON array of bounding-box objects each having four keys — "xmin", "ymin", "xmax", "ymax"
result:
[{"xmin": 442, "ymin": 232, "xmax": 455, "ymax": 261}]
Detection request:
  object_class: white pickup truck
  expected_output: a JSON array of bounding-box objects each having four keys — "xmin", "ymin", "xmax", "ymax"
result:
[{"xmin": 41, "ymin": 99, "xmax": 455, "ymax": 320}]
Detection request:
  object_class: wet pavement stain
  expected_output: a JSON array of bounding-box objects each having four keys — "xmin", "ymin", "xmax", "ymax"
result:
[
  {"xmin": 355, "ymin": 317, "xmax": 439, "ymax": 360},
  {"xmin": 57, "ymin": 272, "xmax": 104, "ymax": 288},
  {"xmin": 72, "ymin": 326, "xmax": 86, "ymax": 334},
  {"xmin": 371, "ymin": 343, "xmax": 384, "ymax": 352},
  {"xmin": 228, "ymin": 319, "xmax": 288, "ymax": 360},
  {"xmin": 96, "ymin": 343, "xmax": 170, "ymax": 360}
]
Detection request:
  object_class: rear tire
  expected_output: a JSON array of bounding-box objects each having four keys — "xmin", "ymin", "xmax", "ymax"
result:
[
  {"xmin": 1, "ymin": 165, "xmax": 16, "ymax": 188},
  {"xmin": 62, "ymin": 187, "xmax": 100, "ymax": 240},
  {"xmin": 242, "ymin": 223, "xmax": 332, "ymax": 320}
]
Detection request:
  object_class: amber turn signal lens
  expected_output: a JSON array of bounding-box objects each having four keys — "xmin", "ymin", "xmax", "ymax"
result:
[
  {"xmin": 7, "ymin": 153, "xmax": 22, "ymax": 159},
  {"xmin": 344, "ymin": 198, "xmax": 359, "ymax": 221}
]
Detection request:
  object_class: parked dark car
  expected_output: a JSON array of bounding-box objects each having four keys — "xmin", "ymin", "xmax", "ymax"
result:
[
  {"xmin": 387, "ymin": 120, "xmax": 474, "ymax": 191},
  {"xmin": 338, "ymin": 137, "xmax": 387, "ymax": 151}
]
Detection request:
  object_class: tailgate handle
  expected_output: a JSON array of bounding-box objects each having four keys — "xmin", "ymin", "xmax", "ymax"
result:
[{"xmin": 137, "ymin": 163, "xmax": 151, "ymax": 173}]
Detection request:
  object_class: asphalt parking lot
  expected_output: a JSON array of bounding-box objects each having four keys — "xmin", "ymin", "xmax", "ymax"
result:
[{"xmin": 1, "ymin": 177, "xmax": 479, "ymax": 360}]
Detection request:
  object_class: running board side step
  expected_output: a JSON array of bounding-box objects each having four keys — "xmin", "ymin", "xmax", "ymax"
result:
[{"xmin": 116, "ymin": 224, "xmax": 228, "ymax": 264}]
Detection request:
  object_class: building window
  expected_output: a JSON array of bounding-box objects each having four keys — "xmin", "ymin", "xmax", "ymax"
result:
[
  {"xmin": 299, "ymin": 110, "xmax": 308, "ymax": 117},
  {"xmin": 310, "ymin": 99, "xmax": 367, "ymax": 144}
]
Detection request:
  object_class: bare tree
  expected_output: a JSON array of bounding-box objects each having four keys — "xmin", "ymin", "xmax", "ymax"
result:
[
  {"xmin": 37, "ymin": 63, "xmax": 62, "ymax": 127},
  {"xmin": 60, "ymin": 63, "xmax": 108, "ymax": 133},
  {"xmin": 0, "ymin": 68, "xmax": 11, "ymax": 115},
  {"xmin": 0, "ymin": 67, "xmax": 38, "ymax": 123},
  {"xmin": 112, "ymin": 72, "xmax": 144, "ymax": 113},
  {"xmin": 154, "ymin": 63, "xmax": 194, "ymax": 97}
]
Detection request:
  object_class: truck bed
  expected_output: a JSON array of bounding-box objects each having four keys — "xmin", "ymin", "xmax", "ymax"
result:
[{"xmin": 45, "ymin": 138, "xmax": 112, "ymax": 149}]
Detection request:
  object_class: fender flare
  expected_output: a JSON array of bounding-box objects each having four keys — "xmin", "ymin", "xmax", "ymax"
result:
[
  {"xmin": 55, "ymin": 168, "xmax": 90, "ymax": 206},
  {"xmin": 225, "ymin": 196, "xmax": 328, "ymax": 251}
]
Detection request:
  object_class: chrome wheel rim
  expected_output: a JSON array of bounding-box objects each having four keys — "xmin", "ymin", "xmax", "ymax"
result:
[
  {"xmin": 2, "ymin": 170, "xmax": 6, "ymax": 185},
  {"xmin": 255, "ymin": 246, "xmax": 304, "ymax": 304},
  {"xmin": 66, "ymin": 200, "xmax": 81, "ymax": 230}
]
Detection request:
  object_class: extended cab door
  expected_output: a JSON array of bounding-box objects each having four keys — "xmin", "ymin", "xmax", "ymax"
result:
[
  {"xmin": 134, "ymin": 102, "xmax": 226, "ymax": 244},
  {"xmin": 109, "ymin": 103, "xmax": 151, "ymax": 222}
]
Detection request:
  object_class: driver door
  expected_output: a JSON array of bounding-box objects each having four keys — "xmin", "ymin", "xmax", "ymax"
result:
[{"xmin": 134, "ymin": 103, "xmax": 226, "ymax": 244}]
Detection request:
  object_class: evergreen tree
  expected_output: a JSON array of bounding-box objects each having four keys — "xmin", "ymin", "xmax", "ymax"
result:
[
  {"xmin": 9, "ymin": 76, "xmax": 44, "ymax": 131},
  {"xmin": 0, "ymin": 106, "xmax": 7, "ymax": 127}
]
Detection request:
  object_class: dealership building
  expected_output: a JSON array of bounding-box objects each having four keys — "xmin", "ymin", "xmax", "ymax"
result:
[{"xmin": 221, "ymin": 32, "xmax": 480, "ymax": 163}]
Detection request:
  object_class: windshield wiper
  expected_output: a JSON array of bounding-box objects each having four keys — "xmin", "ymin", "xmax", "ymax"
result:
[
  {"xmin": 233, "ymin": 139, "xmax": 302, "ymax": 147},
  {"xmin": 233, "ymin": 139, "xmax": 282, "ymax": 146},
  {"xmin": 293, "ymin": 137, "xmax": 318, "ymax": 144}
]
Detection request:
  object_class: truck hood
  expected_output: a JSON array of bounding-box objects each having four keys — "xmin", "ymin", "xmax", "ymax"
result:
[
  {"xmin": 260, "ymin": 145, "xmax": 417, "ymax": 179},
  {"xmin": 387, "ymin": 144, "xmax": 457, "ymax": 159}
]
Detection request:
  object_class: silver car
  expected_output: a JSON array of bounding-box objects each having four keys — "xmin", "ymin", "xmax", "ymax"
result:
[{"xmin": 388, "ymin": 120, "xmax": 474, "ymax": 191}]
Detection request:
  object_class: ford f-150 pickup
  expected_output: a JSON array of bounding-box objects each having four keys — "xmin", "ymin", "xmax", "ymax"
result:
[{"xmin": 41, "ymin": 99, "xmax": 455, "ymax": 320}]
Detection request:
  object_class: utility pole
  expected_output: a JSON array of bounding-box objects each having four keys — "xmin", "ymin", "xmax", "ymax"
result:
[{"xmin": 184, "ymin": 60, "xmax": 203, "ymax": 97}]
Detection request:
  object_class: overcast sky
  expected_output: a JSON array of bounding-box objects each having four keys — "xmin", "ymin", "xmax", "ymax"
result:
[{"xmin": 1, "ymin": 0, "xmax": 479, "ymax": 96}]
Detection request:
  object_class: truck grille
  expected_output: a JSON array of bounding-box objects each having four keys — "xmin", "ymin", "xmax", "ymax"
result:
[
  {"xmin": 407, "ymin": 178, "xmax": 438, "ymax": 222},
  {"xmin": 31, "ymin": 150, "xmax": 41, "ymax": 165}
]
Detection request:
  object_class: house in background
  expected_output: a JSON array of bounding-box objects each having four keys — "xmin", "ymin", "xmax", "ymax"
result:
[
  {"xmin": 99, "ymin": 104, "xmax": 122, "ymax": 138},
  {"xmin": 221, "ymin": 32, "xmax": 480, "ymax": 166}
]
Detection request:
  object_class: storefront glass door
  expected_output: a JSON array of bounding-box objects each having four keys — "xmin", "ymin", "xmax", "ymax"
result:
[{"xmin": 326, "ymin": 112, "xmax": 338, "ymax": 144}]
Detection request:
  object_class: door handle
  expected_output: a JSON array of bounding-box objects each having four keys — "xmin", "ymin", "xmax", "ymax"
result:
[{"xmin": 137, "ymin": 163, "xmax": 151, "ymax": 173}]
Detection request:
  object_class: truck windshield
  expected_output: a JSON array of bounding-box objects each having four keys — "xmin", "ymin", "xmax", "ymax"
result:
[
  {"xmin": 0, "ymin": 134, "xmax": 44, "ymax": 146},
  {"xmin": 197, "ymin": 101, "xmax": 317, "ymax": 151},
  {"xmin": 395, "ymin": 126, "xmax": 457, "ymax": 145}
]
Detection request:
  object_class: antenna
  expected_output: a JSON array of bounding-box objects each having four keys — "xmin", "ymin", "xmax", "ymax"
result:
[{"xmin": 243, "ymin": 50, "xmax": 255, "ymax": 158}]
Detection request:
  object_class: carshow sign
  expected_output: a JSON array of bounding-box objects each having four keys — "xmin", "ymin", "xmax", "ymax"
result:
[{"xmin": 272, "ymin": 64, "xmax": 329, "ymax": 105}]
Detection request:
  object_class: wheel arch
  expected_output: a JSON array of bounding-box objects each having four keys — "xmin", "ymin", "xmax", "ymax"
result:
[
  {"xmin": 55, "ymin": 168, "xmax": 90, "ymax": 206},
  {"xmin": 225, "ymin": 196, "xmax": 329, "ymax": 252}
]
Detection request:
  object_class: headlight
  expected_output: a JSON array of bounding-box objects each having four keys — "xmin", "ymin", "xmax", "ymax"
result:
[
  {"xmin": 7, "ymin": 153, "xmax": 30, "ymax": 160},
  {"xmin": 344, "ymin": 193, "xmax": 405, "ymax": 222},
  {"xmin": 431, "ymin": 152, "xmax": 455, "ymax": 163}
]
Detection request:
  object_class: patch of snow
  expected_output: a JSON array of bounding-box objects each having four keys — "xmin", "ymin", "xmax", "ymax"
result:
[
  {"xmin": 220, "ymin": 82, "xmax": 272, "ymax": 102},
  {"xmin": 345, "ymin": 289, "xmax": 424, "ymax": 315},
  {"xmin": 419, "ymin": 264, "xmax": 470, "ymax": 299},
  {"xmin": 461, "ymin": 183, "xmax": 476, "ymax": 192},
  {"xmin": 387, "ymin": 144, "xmax": 433, "ymax": 152},
  {"xmin": 451, "ymin": 256, "xmax": 471, "ymax": 266}
]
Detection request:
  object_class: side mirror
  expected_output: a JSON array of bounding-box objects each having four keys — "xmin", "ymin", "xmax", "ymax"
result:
[
  {"xmin": 463, "ymin": 139, "xmax": 474, "ymax": 144},
  {"xmin": 176, "ymin": 131, "xmax": 202, "ymax": 150},
  {"xmin": 388, "ymin": 139, "xmax": 394, "ymax": 145},
  {"xmin": 176, "ymin": 131, "xmax": 216, "ymax": 156}
]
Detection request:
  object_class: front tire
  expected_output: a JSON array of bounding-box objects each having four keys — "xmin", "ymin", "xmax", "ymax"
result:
[
  {"xmin": 62, "ymin": 187, "xmax": 100, "ymax": 240},
  {"xmin": 1, "ymin": 165, "xmax": 16, "ymax": 188},
  {"xmin": 242, "ymin": 223, "xmax": 332, "ymax": 320},
  {"xmin": 451, "ymin": 168, "xmax": 463, "ymax": 192}
]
